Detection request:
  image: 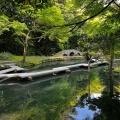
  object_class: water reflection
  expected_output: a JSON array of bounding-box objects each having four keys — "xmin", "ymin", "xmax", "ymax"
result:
[
  {"xmin": 0, "ymin": 61, "xmax": 119, "ymax": 120},
  {"xmin": 89, "ymin": 92, "xmax": 120, "ymax": 120},
  {"xmin": 69, "ymin": 94, "xmax": 101, "ymax": 120},
  {"xmin": 0, "ymin": 76, "xmax": 77, "ymax": 120},
  {"xmin": 69, "ymin": 65, "xmax": 120, "ymax": 120},
  {"xmin": 69, "ymin": 92, "xmax": 120, "ymax": 120}
]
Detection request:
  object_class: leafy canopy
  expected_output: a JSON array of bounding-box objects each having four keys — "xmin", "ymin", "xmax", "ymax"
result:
[{"xmin": 0, "ymin": 15, "xmax": 10, "ymax": 35}]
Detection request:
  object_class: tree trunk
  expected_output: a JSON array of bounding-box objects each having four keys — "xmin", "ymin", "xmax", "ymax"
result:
[
  {"xmin": 108, "ymin": 36, "xmax": 115, "ymax": 97},
  {"xmin": 24, "ymin": 0, "xmax": 29, "ymax": 4},
  {"xmin": 88, "ymin": 60, "xmax": 91, "ymax": 100},
  {"xmin": 109, "ymin": 52, "xmax": 114, "ymax": 97},
  {"xmin": 23, "ymin": 40, "xmax": 28, "ymax": 63},
  {"xmin": 22, "ymin": 30, "xmax": 30, "ymax": 63}
]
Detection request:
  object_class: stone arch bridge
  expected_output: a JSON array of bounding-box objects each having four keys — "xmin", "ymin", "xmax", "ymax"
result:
[{"xmin": 55, "ymin": 49, "xmax": 82, "ymax": 56}]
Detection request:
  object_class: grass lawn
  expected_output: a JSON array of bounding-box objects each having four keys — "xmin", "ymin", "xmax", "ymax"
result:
[{"xmin": 0, "ymin": 55, "xmax": 84, "ymax": 67}]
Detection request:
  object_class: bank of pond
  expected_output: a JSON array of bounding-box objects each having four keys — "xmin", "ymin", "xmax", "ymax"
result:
[{"xmin": 0, "ymin": 60, "xmax": 120, "ymax": 120}]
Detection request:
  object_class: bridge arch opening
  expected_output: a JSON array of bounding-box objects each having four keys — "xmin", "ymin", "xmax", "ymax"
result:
[
  {"xmin": 77, "ymin": 53, "xmax": 80, "ymax": 56},
  {"xmin": 69, "ymin": 52, "xmax": 74, "ymax": 56},
  {"xmin": 63, "ymin": 54, "xmax": 67, "ymax": 56}
]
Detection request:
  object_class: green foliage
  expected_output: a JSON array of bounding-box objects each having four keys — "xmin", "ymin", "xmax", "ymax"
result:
[
  {"xmin": 80, "ymin": 4, "xmax": 120, "ymax": 60},
  {"xmin": 77, "ymin": 34, "xmax": 99, "ymax": 62},
  {"xmin": 71, "ymin": 0, "xmax": 88, "ymax": 7},
  {"xmin": 40, "ymin": 27, "xmax": 71, "ymax": 50},
  {"xmin": 0, "ymin": 0, "xmax": 73, "ymax": 56},
  {"xmin": 55, "ymin": 2, "xmax": 75, "ymax": 22},
  {"xmin": 35, "ymin": 6, "xmax": 71, "ymax": 49},
  {"xmin": 9, "ymin": 21, "xmax": 28, "ymax": 36},
  {"xmin": 0, "ymin": 0, "xmax": 120, "ymax": 58},
  {"xmin": 82, "ymin": 17, "xmax": 104, "ymax": 37},
  {"xmin": 115, "ymin": 51, "xmax": 120, "ymax": 59},
  {"xmin": 37, "ymin": 6, "xmax": 66, "ymax": 26},
  {"xmin": 0, "ymin": 15, "xmax": 10, "ymax": 35},
  {"xmin": 16, "ymin": 4, "xmax": 36, "ymax": 24},
  {"xmin": 18, "ymin": 5, "xmax": 35, "ymax": 15},
  {"xmin": 83, "ymin": 1, "xmax": 104, "ymax": 16}
]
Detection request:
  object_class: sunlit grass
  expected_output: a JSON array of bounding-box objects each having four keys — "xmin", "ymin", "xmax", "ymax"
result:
[
  {"xmin": 8, "ymin": 55, "xmax": 23, "ymax": 61},
  {"xmin": 0, "ymin": 55, "xmax": 83, "ymax": 67}
]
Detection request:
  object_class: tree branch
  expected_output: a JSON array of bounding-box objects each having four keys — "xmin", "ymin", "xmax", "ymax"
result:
[
  {"xmin": 114, "ymin": 1, "xmax": 120, "ymax": 8},
  {"xmin": 81, "ymin": 0, "xmax": 97, "ymax": 11},
  {"xmin": 30, "ymin": 37, "xmax": 41, "ymax": 40},
  {"xmin": 63, "ymin": 0, "xmax": 114, "ymax": 27}
]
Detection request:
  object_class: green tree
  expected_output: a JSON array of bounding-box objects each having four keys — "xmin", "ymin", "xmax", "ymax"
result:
[
  {"xmin": 16, "ymin": 4, "xmax": 70, "ymax": 62},
  {"xmin": 0, "ymin": 15, "xmax": 10, "ymax": 35},
  {"xmin": 0, "ymin": 15, "xmax": 28, "ymax": 59},
  {"xmin": 80, "ymin": 2, "xmax": 120, "ymax": 96},
  {"xmin": 0, "ymin": 1, "xmax": 72, "ymax": 60}
]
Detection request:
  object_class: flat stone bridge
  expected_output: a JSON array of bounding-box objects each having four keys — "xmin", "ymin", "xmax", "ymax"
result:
[{"xmin": 55, "ymin": 49, "xmax": 82, "ymax": 56}]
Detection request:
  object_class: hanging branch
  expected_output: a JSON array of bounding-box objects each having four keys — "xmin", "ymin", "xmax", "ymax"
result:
[
  {"xmin": 114, "ymin": 1, "xmax": 120, "ymax": 8},
  {"xmin": 69, "ymin": 21, "xmax": 85, "ymax": 32},
  {"xmin": 62, "ymin": 0, "xmax": 114, "ymax": 27},
  {"xmin": 81, "ymin": 0, "xmax": 97, "ymax": 11}
]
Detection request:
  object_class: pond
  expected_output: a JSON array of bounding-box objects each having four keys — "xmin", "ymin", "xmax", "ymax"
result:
[{"xmin": 0, "ymin": 60, "xmax": 120, "ymax": 120}]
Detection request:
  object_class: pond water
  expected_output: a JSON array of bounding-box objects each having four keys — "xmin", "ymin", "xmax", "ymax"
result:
[
  {"xmin": 69, "ymin": 93, "xmax": 101, "ymax": 120},
  {"xmin": 0, "ymin": 60, "xmax": 120, "ymax": 120}
]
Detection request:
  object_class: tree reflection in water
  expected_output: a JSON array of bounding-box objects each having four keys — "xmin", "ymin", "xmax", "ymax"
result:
[
  {"xmin": 69, "ymin": 93, "xmax": 101, "ymax": 120},
  {"xmin": 69, "ymin": 92, "xmax": 120, "ymax": 120},
  {"xmin": 90, "ymin": 66, "xmax": 120, "ymax": 120},
  {"xmin": 69, "ymin": 66, "xmax": 120, "ymax": 120},
  {"xmin": 89, "ymin": 92, "xmax": 120, "ymax": 120},
  {"xmin": 0, "ymin": 62, "xmax": 119, "ymax": 120}
]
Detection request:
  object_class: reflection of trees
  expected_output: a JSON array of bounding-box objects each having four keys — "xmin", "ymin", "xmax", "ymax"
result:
[
  {"xmin": 75, "ymin": 69, "xmax": 104, "ymax": 107},
  {"xmin": 86, "ymin": 67, "xmax": 120, "ymax": 120},
  {"xmin": 78, "ymin": 93, "xmax": 88, "ymax": 107},
  {"xmin": 0, "ymin": 86, "xmax": 29, "ymax": 114},
  {"xmin": 71, "ymin": 67, "xmax": 120, "ymax": 120},
  {"xmin": 0, "ymin": 66, "xmax": 119, "ymax": 119},
  {"xmin": 0, "ymin": 77, "xmax": 77, "ymax": 120},
  {"xmin": 70, "ymin": 68, "xmax": 105, "ymax": 109},
  {"xmin": 99, "ymin": 67, "xmax": 120, "ymax": 95},
  {"xmin": 88, "ymin": 92, "xmax": 120, "ymax": 120},
  {"xmin": 36, "ymin": 78, "xmax": 76, "ymax": 120},
  {"xmin": 0, "ymin": 91, "xmax": 5, "ymax": 108}
]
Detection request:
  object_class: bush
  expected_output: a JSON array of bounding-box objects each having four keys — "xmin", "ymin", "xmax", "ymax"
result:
[
  {"xmin": 115, "ymin": 51, "xmax": 120, "ymax": 59},
  {"xmin": 0, "ymin": 52, "xmax": 13, "ymax": 60}
]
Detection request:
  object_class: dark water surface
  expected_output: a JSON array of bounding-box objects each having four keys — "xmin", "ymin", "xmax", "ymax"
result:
[{"xmin": 0, "ymin": 60, "xmax": 120, "ymax": 120}]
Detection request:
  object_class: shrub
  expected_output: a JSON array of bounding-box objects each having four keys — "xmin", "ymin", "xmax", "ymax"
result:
[
  {"xmin": 115, "ymin": 51, "xmax": 120, "ymax": 59},
  {"xmin": 0, "ymin": 52, "xmax": 13, "ymax": 60}
]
